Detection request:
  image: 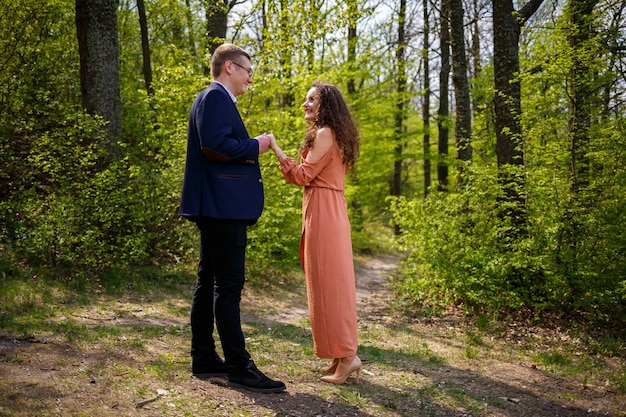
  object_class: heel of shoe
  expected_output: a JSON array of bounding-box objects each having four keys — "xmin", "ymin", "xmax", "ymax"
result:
[{"xmin": 320, "ymin": 355, "xmax": 361, "ymax": 385}]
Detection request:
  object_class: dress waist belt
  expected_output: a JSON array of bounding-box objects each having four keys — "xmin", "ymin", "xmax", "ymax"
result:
[{"xmin": 305, "ymin": 185, "xmax": 344, "ymax": 192}]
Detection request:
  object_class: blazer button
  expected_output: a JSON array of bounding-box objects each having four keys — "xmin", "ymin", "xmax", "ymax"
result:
[{"xmin": 258, "ymin": 178, "xmax": 263, "ymax": 183}]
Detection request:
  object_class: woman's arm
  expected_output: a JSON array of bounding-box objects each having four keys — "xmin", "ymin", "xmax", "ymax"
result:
[{"xmin": 269, "ymin": 134, "xmax": 288, "ymax": 163}]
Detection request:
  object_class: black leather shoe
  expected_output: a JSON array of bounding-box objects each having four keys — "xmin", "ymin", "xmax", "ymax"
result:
[
  {"xmin": 228, "ymin": 361, "xmax": 286, "ymax": 393},
  {"xmin": 192, "ymin": 353, "xmax": 230, "ymax": 378}
]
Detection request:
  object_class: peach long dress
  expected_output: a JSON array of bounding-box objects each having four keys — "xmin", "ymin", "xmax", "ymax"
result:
[{"xmin": 280, "ymin": 142, "xmax": 358, "ymax": 359}]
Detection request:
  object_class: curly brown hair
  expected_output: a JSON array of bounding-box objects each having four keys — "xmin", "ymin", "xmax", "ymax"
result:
[{"xmin": 300, "ymin": 81, "xmax": 360, "ymax": 171}]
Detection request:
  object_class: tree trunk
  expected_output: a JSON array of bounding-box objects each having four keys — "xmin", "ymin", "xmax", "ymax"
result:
[
  {"xmin": 304, "ymin": 0, "xmax": 319, "ymax": 71},
  {"xmin": 391, "ymin": 0, "xmax": 407, "ymax": 235},
  {"xmin": 471, "ymin": 0, "xmax": 481, "ymax": 80},
  {"xmin": 437, "ymin": 0, "xmax": 450, "ymax": 192},
  {"xmin": 185, "ymin": 0, "xmax": 197, "ymax": 58},
  {"xmin": 423, "ymin": 0, "xmax": 431, "ymax": 197},
  {"xmin": 470, "ymin": 0, "xmax": 483, "ymax": 114},
  {"xmin": 391, "ymin": 0, "xmax": 407, "ymax": 200},
  {"xmin": 493, "ymin": 0, "xmax": 543, "ymax": 167},
  {"xmin": 346, "ymin": 0, "xmax": 358, "ymax": 95},
  {"xmin": 205, "ymin": 0, "xmax": 233, "ymax": 73},
  {"xmin": 567, "ymin": 0, "xmax": 599, "ymax": 193},
  {"xmin": 137, "ymin": 0, "xmax": 153, "ymax": 96},
  {"xmin": 345, "ymin": 0, "xmax": 363, "ymax": 231},
  {"xmin": 449, "ymin": 0, "xmax": 472, "ymax": 167},
  {"xmin": 75, "ymin": 0, "xmax": 121, "ymax": 161},
  {"xmin": 279, "ymin": 0, "xmax": 294, "ymax": 107},
  {"xmin": 492, "ymin": 0, "xmax": 543, "ymax": 231},
  {"xmin": 493, "ymin": 0, "xmax": 522, "ymax": 168}
]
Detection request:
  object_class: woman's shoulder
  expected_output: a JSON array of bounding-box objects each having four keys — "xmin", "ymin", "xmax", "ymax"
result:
[
  {"xmin": 314, "ymin": 126, "xmax": 335, "ymax": 148},
  {"xmin": 316, "ymin": 125, "xmax": 334, "ymax": 135},
  {"xmin": 315, "ymin": 126, "xmax": 335, "ymax": 142}
]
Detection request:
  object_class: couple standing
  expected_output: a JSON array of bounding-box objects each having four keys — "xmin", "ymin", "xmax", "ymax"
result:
[{"xmin": 179, "ymin": 43, "xmax": 361, "ymax": 393}]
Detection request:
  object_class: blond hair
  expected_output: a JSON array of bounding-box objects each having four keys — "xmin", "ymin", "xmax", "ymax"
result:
[{"xmin": 211, "ymin": 44, "xmax": 251, "ymax": 78}]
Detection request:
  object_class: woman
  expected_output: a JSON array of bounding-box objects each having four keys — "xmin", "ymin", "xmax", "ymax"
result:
[{"xmin": 269, "ymin": 81, "xmax": 361, "ymax": 384}]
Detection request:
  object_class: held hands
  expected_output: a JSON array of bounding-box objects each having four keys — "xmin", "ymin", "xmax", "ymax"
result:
[
  {"xmin": 268, "ymin": 134, "xmax": 287, "ymax": 163},
  {"xmin": 258, "ymin": 132, "xmax": 287, "ymax": 162},
  {"xmin": 268, "ymin": 134, "xmax": 278, "ymax": 152},
  {"xmin": 255, "ymin": 133, "xmax": 271, "ymax": 154}
]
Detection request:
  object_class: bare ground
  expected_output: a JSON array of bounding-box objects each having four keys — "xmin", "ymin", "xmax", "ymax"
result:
[{"xmin": 0, "ymin": 255, "xmax": 624, "ymax": 416}]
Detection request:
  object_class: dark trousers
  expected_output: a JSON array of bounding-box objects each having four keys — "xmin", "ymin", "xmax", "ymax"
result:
[{"xmin": 190, "ymin": 218, "xmax": 251, "ymax": 369}]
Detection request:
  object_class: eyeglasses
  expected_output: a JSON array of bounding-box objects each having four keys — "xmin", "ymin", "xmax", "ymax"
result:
[{"xmin": 231, "ymin": 61, "xmax": 253, "ymax": 76}]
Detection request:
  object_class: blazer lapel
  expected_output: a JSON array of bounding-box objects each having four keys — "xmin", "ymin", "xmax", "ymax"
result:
[{"xmin": 213, "ymin": 82, "xmax": 249, "ymax": 138}]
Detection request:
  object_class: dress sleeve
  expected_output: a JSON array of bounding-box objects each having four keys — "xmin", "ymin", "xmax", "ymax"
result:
[{"xmin": 279, "ymin": 153, "xmax": 327, "ymax": 186}]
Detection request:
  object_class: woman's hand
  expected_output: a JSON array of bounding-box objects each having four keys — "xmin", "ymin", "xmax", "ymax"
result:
[
  {"xmin": 268, "ymin": 133, "xmax": 278, "ymax": 152},
  {"xmin": 268, "ymin": 134, "xmax": 287, "ymax": 163}
]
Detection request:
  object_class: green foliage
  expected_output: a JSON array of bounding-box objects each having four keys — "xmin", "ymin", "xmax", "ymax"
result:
[
  {"xmin": 390, "ymin": 153, "xmax": 626, "ymax": 320},
  {"xmin": 1, "ymin": 0, "xmax": 625, "ymax": 326},
  {"xmin": 390, "ymin": 167, "xmax": 534, "ymax": 314}
]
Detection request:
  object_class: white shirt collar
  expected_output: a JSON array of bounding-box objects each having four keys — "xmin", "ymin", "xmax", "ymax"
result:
[{"xmin": 213, "ymin": 81, "xmax": 237, "ymax": 104}]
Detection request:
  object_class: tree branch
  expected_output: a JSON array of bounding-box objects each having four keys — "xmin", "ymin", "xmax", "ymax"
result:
[{"xmin": 518, "ymin": 0, "xmax": 545, "ymax": 25}]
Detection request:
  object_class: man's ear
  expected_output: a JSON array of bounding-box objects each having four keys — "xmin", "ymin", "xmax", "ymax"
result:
[{"xmin": 224, "ymin": 60, "xmax": 234, "ymax": 75}]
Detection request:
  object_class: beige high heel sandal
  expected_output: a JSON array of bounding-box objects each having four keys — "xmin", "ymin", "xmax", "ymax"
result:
[{"xmin": 320, "ymin": 356, "xmax": 361, "ymax": 384}]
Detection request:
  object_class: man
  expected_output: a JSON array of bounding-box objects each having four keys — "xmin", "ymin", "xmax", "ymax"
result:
[{"xmin": 179, "ymin": 43, "xmax": 285, "ymax": 394}]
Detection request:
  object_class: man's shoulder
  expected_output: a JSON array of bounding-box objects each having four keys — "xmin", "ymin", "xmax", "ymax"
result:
[
  {"xmin": 203, "ymin": 82, "xmax": 226, "ymax": 95},
  {"xmin": 195, "ymin": 83, "xmax": 229, "ymax": 105},
  {"xmin": 207, "ymin": 82, "xmax": 229, "ymax": 94}
]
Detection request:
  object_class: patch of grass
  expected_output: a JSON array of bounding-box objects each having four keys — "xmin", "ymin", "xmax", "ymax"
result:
[
  {"xmin": 559, "ymin": 392, "xmax": 579, "ymax": 400},
  {"xmin": 465, "ymin": 330, "xmax": 484, "ymax": 346},
  {"xmin": 145, "ymin": 354, "xmax": 178, "ymax": 378},
  {"xmin": 54, "ymin": 321, "xmax": 91, "ymax": 342},
  {"xmin": 139, "ymin": 325, "xmax": 168, "ymax": 338},
  {"xmin": 419, "ymin": 343, "xmax": 446, "ymax": 364},
  {"xmin": 1, "ymin": 353, "xmax": 25, "ymax": 364},
  {"xmin": 616, "ymin": 369, "xmax": 626, "ymax": 394},
  {"xmin": 463, "ymin": 345, "xmax": 481, "ymax": 359},
  {"xmin": 338, "ymin": 389, "xmax": 367, "ymax": 408},
  {"xmin": 167, "ymin": 324, "xmax": 188, "ymax": 336},
  {"xmin": 590, "ymin": 333, "xmax": 625, "ymax": 357},
  {"xmin": 533, "ymin": 350, "xmax": 572, "ymax": 370}
]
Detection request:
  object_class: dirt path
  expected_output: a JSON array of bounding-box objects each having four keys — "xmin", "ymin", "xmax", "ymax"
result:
[
  {"xmin": 0, "ymin": 255, "xmax": 624, "ymax": 416},
  {"xmin": 251, "ymin": 255, "xmax": 624, "ymax": 416}
]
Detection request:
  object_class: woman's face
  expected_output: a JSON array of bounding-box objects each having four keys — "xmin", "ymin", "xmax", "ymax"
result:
[{"xmin": 303, "ymin": 87, "xmax": 320, "ymax": 122}]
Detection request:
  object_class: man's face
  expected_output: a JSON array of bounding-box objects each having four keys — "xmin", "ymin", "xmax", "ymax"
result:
[{"xmin": 228, "ymin": 58, "xmax": 253, "ymax": 96}]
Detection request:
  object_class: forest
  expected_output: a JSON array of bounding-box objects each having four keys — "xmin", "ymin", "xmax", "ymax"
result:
[{"xmin": 1, "ymin": 0, "xmax": 625, "ymax": 325}]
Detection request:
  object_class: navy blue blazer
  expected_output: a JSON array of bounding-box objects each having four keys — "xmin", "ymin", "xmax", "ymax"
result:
[{"xmin": 179, "ymin": 82, "xmax": 263, "ymax": 222}]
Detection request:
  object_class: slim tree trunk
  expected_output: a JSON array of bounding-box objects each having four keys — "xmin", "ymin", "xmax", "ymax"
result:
[
  {"xmin": 392, "ymin": 0, "xmax": 407, "ymax": 199},
  {"xmin": 185, "ymin": 0, "xmax": 197, "ymax": 58},
  {"xmin": 470, "ymin": 0, "xmax": 483, "ymax": 114},
  {"xmin": 567, "ymin": 0, "xmax": 599, "ymax": 193},
  {"xmin": 305, "ymin": 0, "xmax": 320, "ymax": 71},
  {"xmin": 423, "ymin": 0, "xmax": 431, "ymax": 197},
  {"xmin": 137, "ymin": 0, "xmax": 153, "ymax": 96},
  {"xmin": 346, "ymin": 0, "xmax": 364, "ymax": 230},
  {"xmin": 279, "ymin": 0, "xmax": 294, "ymax": 107},
  {"xmin": 449, "ymin": 0, "xmax": 472, "ymax": 168},
  {"xmin": 75, "ymin": 0, "xmax": 121, "ymax": 161},
  {"xmin": 391, "ymin": 0, "xmax": 407, "ymax": 235},
  {"xmin": 471, "ymin": 0, "xmax": 481, "ymax": 80},
  {"xmin": 347, "ymin": 0, "xmax": 358, "ymax": 95},
  {"xmin": 437, "ymin": 0, "xmax": 451, "ymax": 191}
]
